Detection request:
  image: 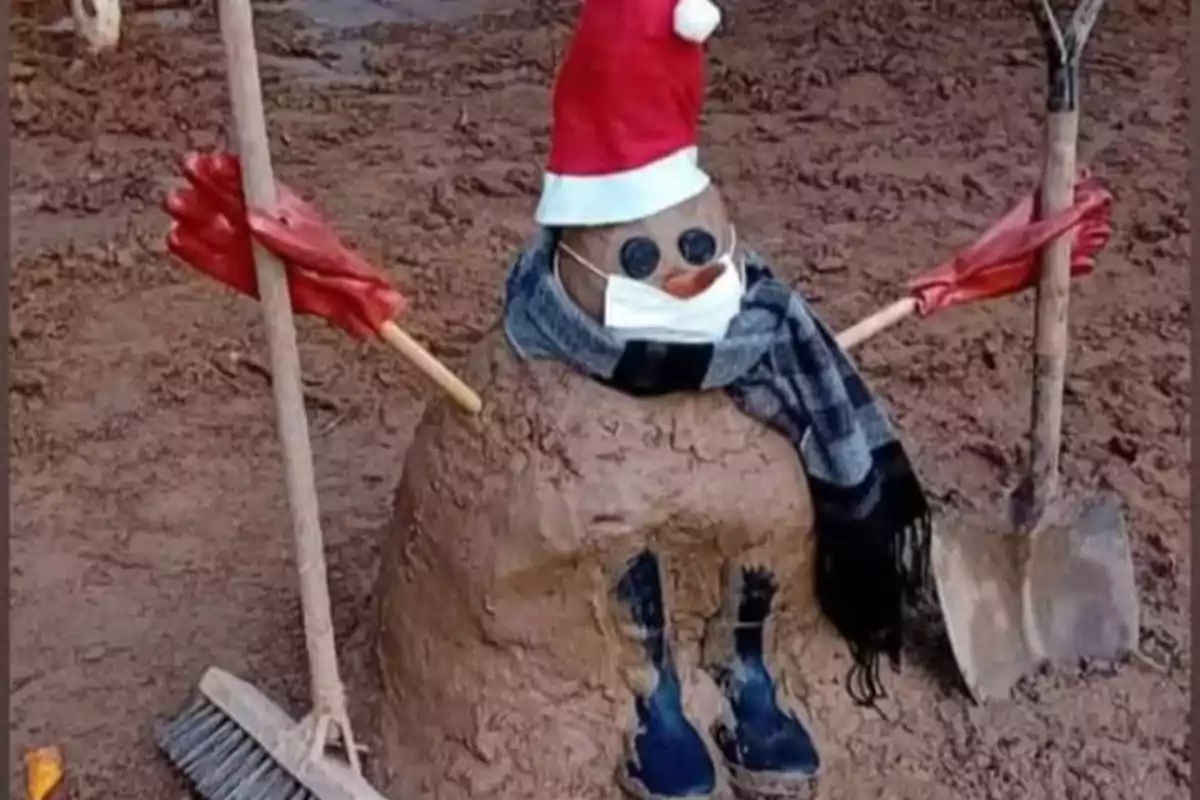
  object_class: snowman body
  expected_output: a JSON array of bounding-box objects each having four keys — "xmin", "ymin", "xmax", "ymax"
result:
[{"xmin": 372, "ymin": 323, "xmax": 821, "ymax": 800}]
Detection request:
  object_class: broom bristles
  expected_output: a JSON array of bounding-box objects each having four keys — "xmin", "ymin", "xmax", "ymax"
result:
[
  {"xmin": 157, "ymin": 667, "xmax": 387, "ymax": 800},
  {"xmin": 157, "ymin": 696, "xmax": 314, "ymax": 800}
]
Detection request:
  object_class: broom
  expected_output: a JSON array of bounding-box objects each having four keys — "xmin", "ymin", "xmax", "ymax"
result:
[{"xmin": 155, "ymin": 1, "xmax": 389, "ymax": 798}]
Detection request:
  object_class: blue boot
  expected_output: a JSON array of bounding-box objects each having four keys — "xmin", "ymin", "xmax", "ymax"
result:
[
  {"xmin": 703, "ymin": 566, "xmax": 820, "ymax": 796},
  {"xmin": 614, "ymin": 549, "xmax": 718, "ymax": 800}
]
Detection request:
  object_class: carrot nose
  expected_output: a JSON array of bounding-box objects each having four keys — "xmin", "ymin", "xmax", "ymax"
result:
[{"xmin": 661, "ymin": 265, "xmax": 723, "ymax": 299}]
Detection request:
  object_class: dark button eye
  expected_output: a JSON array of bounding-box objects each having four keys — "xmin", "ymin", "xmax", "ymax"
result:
[
  {"xmin": 619, "ymin": 236, "xmax": 661, "ymax": 280},
  {"xmin": 678, "ymin": 228, "xmax": 717, "ymax": 265}
]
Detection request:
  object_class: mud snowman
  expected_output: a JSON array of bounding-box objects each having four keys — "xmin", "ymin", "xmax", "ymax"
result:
[{"xmin": 371, "ymin": 1, "xmax": 933, "ymax": 798}]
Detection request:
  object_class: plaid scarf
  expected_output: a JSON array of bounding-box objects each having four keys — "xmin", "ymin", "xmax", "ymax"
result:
[{"xmin": 504, "ymin": 229, "xmax": 932, "ymax": 705}]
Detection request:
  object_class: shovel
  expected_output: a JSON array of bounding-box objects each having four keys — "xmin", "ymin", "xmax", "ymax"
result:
[{"xmin": 930, "ymin": 0, "xmax": 1139, "ymax": 702}]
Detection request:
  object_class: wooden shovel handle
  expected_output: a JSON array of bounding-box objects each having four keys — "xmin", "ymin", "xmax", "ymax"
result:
[
  {"xmin": 377, "ymin": 321, "xmax": 483, "ymax": 415},
  {"xmin": 1027, "ymin": 110, "xmax": 1080, "ymax": 511}
]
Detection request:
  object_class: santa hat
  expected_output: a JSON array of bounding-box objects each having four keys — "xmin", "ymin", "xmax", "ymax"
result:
[{"xmin": 534, "ymin": 0, "xmax": 722, "ymax": 227}]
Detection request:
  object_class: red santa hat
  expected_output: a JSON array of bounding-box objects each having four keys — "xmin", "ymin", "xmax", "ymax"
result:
[{"xmin": 534, "ymin": 0, "xmax": 722, "ymax": 227}]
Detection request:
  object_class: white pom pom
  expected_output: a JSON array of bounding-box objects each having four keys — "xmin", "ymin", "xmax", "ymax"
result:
[{"xmin": 673, "ymin": 0, "xmax": 721, "ymax": 44}]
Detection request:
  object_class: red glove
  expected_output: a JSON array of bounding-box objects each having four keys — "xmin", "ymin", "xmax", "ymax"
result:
[
  {"xmin": 909, "ymin": 173, "xmax": 1112, "ymax": 315},
  {"xmin": 165, "ymin": 152, "xmax": 405, "ymax": 339}
]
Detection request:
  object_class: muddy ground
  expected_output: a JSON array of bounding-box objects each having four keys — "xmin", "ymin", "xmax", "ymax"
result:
[{"xmin": 9, "ymin": 0, "xmax": 1190, "ymax": 798}]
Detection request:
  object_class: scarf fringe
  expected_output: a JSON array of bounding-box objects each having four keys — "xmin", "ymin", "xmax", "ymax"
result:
[{"xmin": 812, "ymin": 449, "xmax": 933, "ymax": 708}]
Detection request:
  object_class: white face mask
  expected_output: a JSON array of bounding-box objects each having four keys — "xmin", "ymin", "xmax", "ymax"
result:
[{"xmin": 556, "ymin": 227, "xmax": 744, "ymax": 344}]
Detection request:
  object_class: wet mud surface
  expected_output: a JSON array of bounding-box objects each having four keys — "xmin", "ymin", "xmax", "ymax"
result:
[{"xmin": 9, "ymin": 0, "xmax": 1190, "ymax": 797}]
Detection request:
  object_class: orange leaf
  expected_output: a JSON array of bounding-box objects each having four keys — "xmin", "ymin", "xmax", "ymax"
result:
[{"xmin": 25, "ymin": 745, "xmax": 64, "ymax": 800}]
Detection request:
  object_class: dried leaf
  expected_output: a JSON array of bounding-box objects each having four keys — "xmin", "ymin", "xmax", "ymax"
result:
[{"xmin": 26, "ymin": 745, "xmax": 64, "ymax": 800}]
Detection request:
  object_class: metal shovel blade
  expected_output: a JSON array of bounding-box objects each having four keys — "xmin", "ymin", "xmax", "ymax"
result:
[
  {"xmin": 931, "ymin": 491, "xmax": 1139, "ymax": 702},
  {"xmin": 1022, "ymin": 490, "xmax": 1139, "ymax": 665},
  {"xmin": 931, "ymin": 511, "xmax": 1035, "ymax": 702}
]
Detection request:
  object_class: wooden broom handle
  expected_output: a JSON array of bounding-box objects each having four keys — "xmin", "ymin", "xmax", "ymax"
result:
[
  {"xmin": 217, "ymin": 0, "xmax": 350, "ymax": 729},
  {"xmin": 378, "ymin": 321, "xmax": 483, "ymax": 414}
]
